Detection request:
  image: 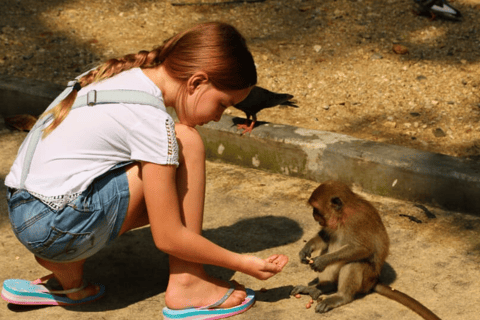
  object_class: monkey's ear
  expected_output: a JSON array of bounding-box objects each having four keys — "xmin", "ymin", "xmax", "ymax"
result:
[{"xmin": 330, "ymin": 197, "xmax": 343, "ymax": 211}]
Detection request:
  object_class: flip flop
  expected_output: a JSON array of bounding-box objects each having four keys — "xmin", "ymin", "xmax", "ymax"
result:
[
  {"xmin": 1, "ymin": 274, "xmax": 105, "ymax": 306},
  {"xmin": 162, "ymin": 282, "xmax": 255, "ymax": 320}
]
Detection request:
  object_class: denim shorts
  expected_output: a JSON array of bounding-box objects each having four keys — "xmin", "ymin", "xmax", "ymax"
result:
[{"xmin": 6, "ymin": 162, "xmax": 132, "ymax": 262}]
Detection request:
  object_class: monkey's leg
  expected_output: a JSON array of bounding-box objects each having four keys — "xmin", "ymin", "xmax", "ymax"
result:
[
  {"xmin": 315, "ymin": 262, "xmax": 366, "ymax": 313},
  {"xmin": 310, "ymin": 243, "xmax": 371, "ymax": 272},
  {"xmin": 290, "ymin": 285, "xmax": 323, "ymax": 300},
  {"xmin": 291, "ymin": 264, "xmax": 341, "ymax": 300}
]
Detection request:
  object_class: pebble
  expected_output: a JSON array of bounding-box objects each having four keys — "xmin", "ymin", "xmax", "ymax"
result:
[
  {"xmin": 384, "ymin": 121, "xmax": 397, "ymax": 128},
  {"xmin": 393, "ymin": 44, "xmax": 409, "ymax": 55},
  {"xmin": 433, "ymin": 128, "xmax": 446, "ymax": 138}
]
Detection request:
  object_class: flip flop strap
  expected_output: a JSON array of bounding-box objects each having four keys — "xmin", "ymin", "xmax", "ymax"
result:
[
  {"xmin": 39, "ymin": 279, "xmax": 88, "ymax": 295},
  {"xmin": 201, "ymin": 281, "xmax": 235, "ymax": 309}
]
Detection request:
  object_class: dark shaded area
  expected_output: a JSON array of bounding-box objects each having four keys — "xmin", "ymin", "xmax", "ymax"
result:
[{"xmin": 4, "ymin": 215, "xmax": 302, "ymax": 312}]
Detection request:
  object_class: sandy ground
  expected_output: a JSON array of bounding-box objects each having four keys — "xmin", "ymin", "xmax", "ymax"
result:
[
  {"xmin": 1, "ymin": 130, "xmax": 480, "ymax": 320},
  {"xmin": 1, "ymin": 0, "xmax": 480, "ymax": 159},
  {"xmin": 1, "ymin": 1, "xmax": 480, "ymax": 319}
]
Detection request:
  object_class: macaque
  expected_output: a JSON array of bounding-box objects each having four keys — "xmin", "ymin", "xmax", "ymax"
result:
[{"xmin": 291, "ymin": 180, "xmax": 441, "ymax": 320}]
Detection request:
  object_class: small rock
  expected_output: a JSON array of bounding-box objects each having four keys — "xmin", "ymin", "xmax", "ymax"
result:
[
  {"xmin": 433, "ymin": 128, "xmax": 446, "ymax": 137},
  {"xmin": 416, "ymin": 75, "xmax": 427, "ymax": 81},
  {"xmin": 313, "ymin": 45, "xmax": 322, "ymax": 53},
  {"xmin": 393, "ymin": 44, "xmax": 409, "ymax": 55},
  {"xmin": 384, "ymin": 121, "xmax": 397, "ymax": 128},
  {"xmin": 371, "ymin": 53, "xmax": 383, "ymax": 60}
]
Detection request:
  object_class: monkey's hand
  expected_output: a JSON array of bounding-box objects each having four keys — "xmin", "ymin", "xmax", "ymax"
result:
[
  {"xmin": 299, "ymin": 245, "xmax": 314, "ymax": 264},
  {"xmin": 309, "ymin": 256, "xmax": 329, "ymax": 272}
]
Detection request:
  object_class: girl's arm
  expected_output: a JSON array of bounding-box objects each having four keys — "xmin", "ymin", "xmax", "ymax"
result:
[{"xmin": 141, "ymin": 161, "xmax": 287, "ymax": 280}]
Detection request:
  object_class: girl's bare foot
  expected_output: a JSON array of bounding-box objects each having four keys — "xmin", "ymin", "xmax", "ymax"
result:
[
  {"xmin": 63, "ymin": 283, "xmax": 102, "ymax": 301},
  {"xmin": 165, "ymin": 273, "xmax": 248, "ymax": 310},
  {"xmin": 34, "ymin": 256, "xmax": 101, "ymax": 301}
]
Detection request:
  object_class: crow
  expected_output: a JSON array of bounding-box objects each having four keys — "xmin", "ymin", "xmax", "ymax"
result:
[
  {"xmin": 413, "ymin": 0, "xmax": 462, "ymax": 20},
  {"xmin": 233, "ymin": 86, "xmax": 297, "ymax": 134}
]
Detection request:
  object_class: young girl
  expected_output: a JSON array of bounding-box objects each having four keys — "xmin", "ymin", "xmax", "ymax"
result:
[{"xmin": 2, "ymin": 22, "xmax": 288, "ymax": 319}]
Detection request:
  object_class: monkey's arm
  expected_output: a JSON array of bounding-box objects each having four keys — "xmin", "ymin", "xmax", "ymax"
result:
[
  {"xmin": 299, "ymin": 230, "xmax": 329, "ymax": 264},
  {"xmin": 310, "ymin": 243, "xmax": 372, "ymax": 272}
]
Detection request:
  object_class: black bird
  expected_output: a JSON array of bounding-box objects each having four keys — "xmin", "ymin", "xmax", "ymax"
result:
[
  {"xmin": 233, "ymin": 86, "xmax": 298, "ymax": 134},
  {"xmin": 413, "ymin": 0, "xmax": 462, "ymax": 20}
]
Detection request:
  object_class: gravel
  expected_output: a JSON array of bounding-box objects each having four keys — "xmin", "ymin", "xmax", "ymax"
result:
[{"xmin": 1, "ymin": 0, "xmax": 479, "ymax": 158}]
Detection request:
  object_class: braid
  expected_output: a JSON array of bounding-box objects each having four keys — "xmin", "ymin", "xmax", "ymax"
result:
[
  {"xmin": 40, "ymin": 22, "xmax": 257, "ymax": 138},
  {"xmin": 41, "ymin": 47, "xmax": 164, "ymax": 137}
]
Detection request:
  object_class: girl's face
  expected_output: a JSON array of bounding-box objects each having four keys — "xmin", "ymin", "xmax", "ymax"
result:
[{"xmin": 180, "ymin": 82, "xmax": 251, "ymax": 127}]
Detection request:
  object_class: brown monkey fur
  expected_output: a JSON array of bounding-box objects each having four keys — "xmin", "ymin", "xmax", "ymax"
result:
[{"xmin": 291, "ymin": 180, "xmax": 441, "ymax": 320}]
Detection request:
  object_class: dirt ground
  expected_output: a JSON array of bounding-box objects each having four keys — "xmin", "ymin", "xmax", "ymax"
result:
[
  {"xmin": 1, "ymin": 1, "xmax": 480, "ymax": 319},
  {"xmin": 2, "ymin": 130, "xmax": 480, "ymax": 320},
  {"xmin": 1, "ymin": 0, "xmax": 480, "ymax": 159}
]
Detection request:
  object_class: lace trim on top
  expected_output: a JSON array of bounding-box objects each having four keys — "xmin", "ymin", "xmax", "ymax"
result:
[
  {"xmin": 29, "ymin": 190, "xmax": 81, "ymax": 211},
  {"xmin": 165, "ymin": 118, "xmax": 179, "ymax": 166},
  {"xmin": 26, "ymin": 119, "xmax": 177, "ymax": 210}
]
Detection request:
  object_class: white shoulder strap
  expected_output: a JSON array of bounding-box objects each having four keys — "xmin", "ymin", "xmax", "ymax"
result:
[{"xmin": 19, "ymin": 83, "xmax": 164, "ymax": 189}]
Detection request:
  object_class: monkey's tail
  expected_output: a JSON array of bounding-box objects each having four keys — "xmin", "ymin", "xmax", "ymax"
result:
[{"xmin": 374, "ymin": 283, "xmax": 442, "ymax": 320}]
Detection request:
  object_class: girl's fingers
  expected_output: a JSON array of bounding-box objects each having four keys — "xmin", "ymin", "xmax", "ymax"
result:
[{"xmin": 267, "ymin": 254, "xmax": 289, "ymax": 269}]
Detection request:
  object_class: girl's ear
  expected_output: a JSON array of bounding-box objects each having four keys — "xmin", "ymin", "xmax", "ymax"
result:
[{"xmin": 187, "ymin": 72, "xmax": 209, "ymax": 94}]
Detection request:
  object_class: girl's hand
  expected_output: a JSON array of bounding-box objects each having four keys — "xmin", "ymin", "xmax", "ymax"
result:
[{"xmin": 242, "ymin": 254, "xmax": 289, "ymax": 280}]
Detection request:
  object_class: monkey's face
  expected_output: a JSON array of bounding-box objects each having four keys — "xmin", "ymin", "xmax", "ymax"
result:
[
  {"xmin": 309, "ymin": 182, "xmax": 346, "ymax": 228},
  {"xmin": 312, "ymin": 207, "xmax": 327, "ymax": 226}
]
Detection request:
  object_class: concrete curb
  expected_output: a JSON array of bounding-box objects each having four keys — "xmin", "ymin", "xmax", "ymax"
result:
[{"xmin": 1, "ymin": 75, "xmax": 479, "ymax": 215}]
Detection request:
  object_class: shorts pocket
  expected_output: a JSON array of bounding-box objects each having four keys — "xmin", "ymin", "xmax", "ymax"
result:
[
  {"xmin": 8, "ymin": 190, "xmax": 37, "ymax": 211},
  {"xmin": 29, "ymin": 226, "xmax": 95, "ymax": 261},
  {"xmin": 8, "ymin": 191, "xmax": 51, "ymax": 236}
]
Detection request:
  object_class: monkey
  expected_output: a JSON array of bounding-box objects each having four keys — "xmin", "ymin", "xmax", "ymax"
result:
[{"xmin": 291, "ymin": 180, "xmax": 442, "ymax": 320}]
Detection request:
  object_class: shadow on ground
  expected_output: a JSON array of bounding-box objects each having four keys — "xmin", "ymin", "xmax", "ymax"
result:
[{"xmin": 5, "ymin": 215, "xmax": 302, "ymax": 313}]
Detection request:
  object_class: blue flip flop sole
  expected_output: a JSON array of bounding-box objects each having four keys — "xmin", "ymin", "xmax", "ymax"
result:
[
  {"xmin": 162, "ymin": 288, "xmax": 255, "ymax": 320},
  {"xmin": 1, "ymin": 278, "xmax": 105, "ymax": 306}
]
